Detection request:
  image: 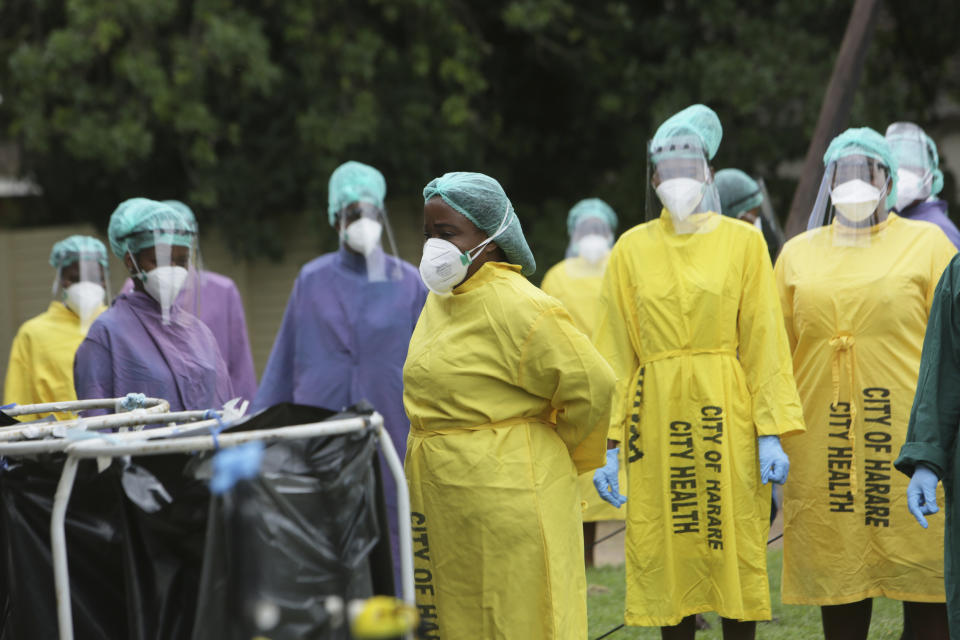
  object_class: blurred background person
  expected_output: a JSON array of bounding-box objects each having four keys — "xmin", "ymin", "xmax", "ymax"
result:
[
  {"xmin": 253, "ymin": 161, "xmax": 426, "ymax": 591},
  {"xmin": 886, "ymin": 122, "xmax": 960, "ymax": 249},
  {"xmin": 4, "ymin": 235, "xmax": 108, "ymax": 420},
  {"xmin": 407, "ymin": 171, "xmax": 615, "ymax": 639},
  {"xmin": 74, "ymin": 198, "xmax": 233, "ymax": 414},
  {"xmin": 775, "ymin": 127, "xmax": 955, "ymax": 640},
  {"xmin": 121, "ymin": 199, "xmax": 258, "ymax": 402},
  {"xmin": 715, "ymin": 168, "xmax": 785, "ymax": 263},
  {"xmin": 540, "ymin": 197, "xmax": 623, "ymax": 566},
  {"xmin": 592, "ymin": 104, "xmax": 804, "ymax": 640}
]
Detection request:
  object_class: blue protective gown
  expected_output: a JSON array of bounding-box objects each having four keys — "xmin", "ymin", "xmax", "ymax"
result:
[
  {"xmin": 254, "ymin": 247, "xmax": 427, "ymax": 586},
  {"xmin": 74, "ymin": 291, "xmax": 234, "ymax": 414}
]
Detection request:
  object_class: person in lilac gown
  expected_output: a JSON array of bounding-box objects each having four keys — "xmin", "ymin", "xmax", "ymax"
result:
[
  {"xmin": 75, "ymin": 198, "xmax": 234, "ymax": 414},
  {"xmin": 120, "ymin": 200, "xmax": 258, "ymax": 402},
  {"xmin": 886, "ymin": 122, "xmax": 960, "ymax": 248},
  {"xmin": 254, "ymin": 161, "xmax": 427, "ymax": 590}
]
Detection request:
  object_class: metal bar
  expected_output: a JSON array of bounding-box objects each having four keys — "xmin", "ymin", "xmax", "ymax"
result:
[
  {"xmin": 51, "ymin": 455, "xmax": 80, "ymax": 640},
  {"xmin": 3, "ymin": 397, "xmax": 169, "ymax": 419},
  {"xmin": 0, "ymin": 408, "xmax": 209, "ymax": 443},
  {"xmin": 376, "ymin": 424, "xmax": 415, "ymax": 607}
]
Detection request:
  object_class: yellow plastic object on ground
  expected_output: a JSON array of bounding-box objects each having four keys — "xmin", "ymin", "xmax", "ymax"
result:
[
  {"xmin": 403, "ymin": 262, "xmax": 616, "ymax": 640},
  {"xmin": 542, "ymin": 255, "xmax": 626, "ymax": 522},
  {"xmin": 775, "ymin": 213, "xmax": 956, "ymax": 605},
  {"xmin": 350, "ymin": 596, "xmax": 419, "ymax": 639},
  {"xmin": 3, "ymin": 301, "xmax": 102, "ymax": 421},
  {"xmin": 592, "ymin": 212, "xmax": 805, "ymax": 627}
]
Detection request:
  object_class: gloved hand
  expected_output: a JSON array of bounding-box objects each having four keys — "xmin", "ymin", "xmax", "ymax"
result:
[
  {"xmin": 907, "ymin": 464, "xmax": 940, "ymax": 529},
  {"xmin": 593, "ymin": 448, "xmax": 626, "ymax": 508},
  {"xmin": 758, "ymin": 435, "xmax": 789, "ymax": 485}
]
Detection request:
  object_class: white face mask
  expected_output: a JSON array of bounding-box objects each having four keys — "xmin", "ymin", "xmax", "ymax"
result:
[
  {"xmin": 142, "ymin": 265, "xmax": 189, "ymax": 314},
  {"xmin": 63, "ymin": 281, "xmax": 105, "ymax": 331},
  {"xmin": 895, "ymin": 169, "xmax": 929, "ymax": 211},
  {"xmin": 418, "ymin": 203, "xmax": 512, "ymax": 295},
  {"xmin": 655, "ymin": 177, "xmax": 706, "ymax": 220},
  {"xmin": 831, "ymin": 179, "xmax": 883, "ymax": 222},
  {"xmin": 343, "ymin": 217, "xmax": 383, "ymax": 256},
  {"xmin": 577, "ymin": 234, "xmax": 611, "ymax": 265}
]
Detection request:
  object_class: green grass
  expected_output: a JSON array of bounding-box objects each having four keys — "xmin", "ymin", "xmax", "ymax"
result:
[{"xmin": 587, "ymin": 550, "xmax": 904, "ymax": 639}]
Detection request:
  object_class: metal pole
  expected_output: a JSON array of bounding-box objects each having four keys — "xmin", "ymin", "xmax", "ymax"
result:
[
  {"xmin": 376, "ymin": 424, "xmax": 415, "ymax": 606},
  {"xmin": 51, "ymin": 455, "xmax": 80, "ymax": 640}
]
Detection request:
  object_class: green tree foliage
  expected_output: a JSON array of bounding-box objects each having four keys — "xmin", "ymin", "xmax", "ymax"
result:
[{"xmin": 1, "ymin": 0, "xmax": 958, "ymax": 271}]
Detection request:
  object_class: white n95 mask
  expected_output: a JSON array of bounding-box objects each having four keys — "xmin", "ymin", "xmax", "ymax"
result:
[
  {"xmin": 64, "ymin": 281, "xmax": 105, "ymax": 331},
  {"xmin": 895, "ymin": 169, "xmax": 928, "ymax": 211},
  {"xmin": 577, "ymin": 234, "xmax": 611, "ymax": 265},
  {"xmin": 344, "ymin": 218, "xmax": 383, "ymax": 256},
  {"xmin": 143, "ymin": 266, "xmax": 189, "ymax": 311},
  {"xmin": 831, "ymin": 179, "xmax": 883, "ymax": 223},
  {"xmin": 655, "ymin": 178, "xmax": 706, "ymax": 220}
]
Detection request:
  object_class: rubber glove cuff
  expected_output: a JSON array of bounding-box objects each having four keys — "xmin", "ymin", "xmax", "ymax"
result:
[
  {"xmin": 907, "ymin": 464, "xmax": 940, "ymax": 529},
  {"xmin": 758, "ymin": 435, "xmax": 789, "ymax": 485},
  {"xmin": 593, "ymin": 447, "xmax": 626, "ymax": 508}
]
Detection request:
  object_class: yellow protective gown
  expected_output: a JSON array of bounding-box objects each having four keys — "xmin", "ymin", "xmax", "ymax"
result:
[
  {"xmin": 775, "ymin": 213, "xmax": 956, "ymax": 605},
  {"xmin": 593, "ymin": 211, "xmax": 805, "ymax": 627},
  {"xmin": 403, "ymin": 261, "xmax": 616, "ymax": 640},
  {"xmin": 4, "ymin": 301, "xmax": 102, "ymax": 420},
  {"xmin": 541, "ymin": 255, "xmax": 626, "ymax": 522}
]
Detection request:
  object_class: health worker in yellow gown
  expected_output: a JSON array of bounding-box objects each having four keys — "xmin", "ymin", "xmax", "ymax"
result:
[
  {"xmin": 775, "ymin": 127, "xmax": 955, "ymax": 640},
  {"xmin": 591, "ymin": 104, "xmax": 805, "ymax": 640},
  {"xmin": 541, "ymin": 197, "xmax": 625, "ymax": 565},
  {"xmin": 405, "ymin": 171, "xmax": 617, "ymax": 639},
  {"xmin": 4, "ymin": 235, "xmax": 109, "ymax": 420}
]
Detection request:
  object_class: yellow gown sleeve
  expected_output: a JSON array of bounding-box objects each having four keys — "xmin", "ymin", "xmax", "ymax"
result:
[
  {"xmin": 591, "ymin": 243, "xmax": 639, "ymax": 443},
  {"xmin": 517, "ymin": 304, "xmax": 616, "ymax": 474},
  {"xmin": 4, "ymin": 329, "xmax": 35, "ymax": 408},
  {"xmin": 540, "ymin": 265, "xmax": 559, "ymax": 297},
  {"xmin": 773, "ymin": 251, "xmax": 798, "ymax": 352},
  {"xmin": 738, "ymin": 232, "xmax": 805, "ymax": 437}
]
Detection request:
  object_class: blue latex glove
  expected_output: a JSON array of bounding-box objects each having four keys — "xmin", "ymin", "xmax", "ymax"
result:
[
  {"xmin": 758, "ymin": 435, "xmax": 789, "ymax": 485},
  {"xmin": 907, "ymin": 465, "xmax": 940, "ymax": 529},
  {"xmin": 593, "ymin": 448, "xmax": 626, "ymax": 508}
]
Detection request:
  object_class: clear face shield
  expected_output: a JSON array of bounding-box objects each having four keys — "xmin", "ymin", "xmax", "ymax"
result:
[
  {"xmin": 564, "ymin": 216, "xmax": 614, "ymax": 277},
  {"xmin": 126, "ymin": 228, "xmax": 200, "ymax": 325},
  {"xmin": 647, "ymin": 135, "xmax": 722, "ymax": 234},
  {"xmin": 337, "ymin": 201, "xmax": 404, "ymax": 283},
  {"xmin": 887, "ymin": 124, "xmax": 935, "ymax": 211},
  {"xmin": 52, "ymin": 255, "xmax": 110, "ymax": 333},
  {"xmin": 807, "ymin": 155, "xmax": 892, "ymax": 247},
  {"xmin": 740, "ymin": 177, "xmax": 786, "ymax": 254}
]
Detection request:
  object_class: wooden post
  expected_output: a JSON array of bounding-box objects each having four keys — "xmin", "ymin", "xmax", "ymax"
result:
[{"xmin": 784, "ymin": 0, "xmax": 882, "ymax": 239}]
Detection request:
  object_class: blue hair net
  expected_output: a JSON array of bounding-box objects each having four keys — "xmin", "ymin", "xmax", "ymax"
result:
[
  {"xmin": 108, "ymin": 198, "xmax": 196, "ymax": 258},
  {"xmin": 423, "ymin": 172, "xmax": 536, "ymax": 276},
  {"xmin": 49, "ymin": 235, "xmax": 108, "ymax": 268},
  {"xmin": 885, "ymin": 122, "xmax": 944, "ymax": 197},
  {"xmin": 715, "ymin": 169, "xmax": 763, "ymax": 218},
  {"xmin": 162, "ymin": 200, "xmax": 198, "ymax": 230},
  {"xmin": 824, "ymin": 127, "xmax": 898, "ymax": 211},
  {"xmin": 651, "ymin": 104, "xmax": 723, "ymax": 161},
  {"xmin": 327, "ymin": 161, "xmax": 387, "ymax": 226},
  {"xmin": 566, "ymin": 198, "xmax": 618, "ymax": 236}
]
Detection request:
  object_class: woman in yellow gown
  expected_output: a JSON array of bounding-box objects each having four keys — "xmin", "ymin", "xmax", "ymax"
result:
[
  {"xmin": 775, "ymin": 127, "xmax": 955, "ymax": 639},
  {"xmin": 405, "ymin": 172, "xmax": 616, "ymax": 639},
  {"xmin": 541, "ymin": 198, "xmax": 625, "ymax": 564},
  {"xmin": 592, "ymin": 105, "xmax": 804, "ymax": 639}
]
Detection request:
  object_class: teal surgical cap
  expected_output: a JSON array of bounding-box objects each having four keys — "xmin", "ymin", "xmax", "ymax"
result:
[
  {"xmin": 162, "ymin": 200, "xmax": 198, "ymax": 230},
  {"xmin": 885, "ymin": 122, "xmax": 944, "ymax": 197},
  {"xmin": 49, "ymin": 235, "xmax": 108, "ymax": 268},
  {"xmin": 715, "ymin": 169, "xmax": 763, "ymax": 219},
  {"xmin": 824, "ymin": 127, "xmax": 898, "ymax": 211},
  {"xmin": 108, "ymin": 198, "xmax": 196, "ymax": 258},
  {"xmin": 651, "ymin": 104, "xmax": 723, "ymax": 161},
  {"xmin": 567, "ymin": 198, "xmax": 618, "ymax": 236},
  {"xmin": 423, "ymin": 171, "xmax": 536, "ymax": 276},
  {"xmin": 327, "ymin": 161, "xmax": 387, "ymax": 226}
]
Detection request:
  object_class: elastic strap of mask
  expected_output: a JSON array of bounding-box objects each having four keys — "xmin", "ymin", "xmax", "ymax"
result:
[
  {"xmin": 127, "ymin": 250, "xmax": 148, "ymax": 282},
  {"xmin": 467, "ymin": 202, "xmax": 512, "ymax": 262}
]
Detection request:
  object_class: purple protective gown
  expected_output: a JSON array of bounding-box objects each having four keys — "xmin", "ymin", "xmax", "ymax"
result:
[
  {"xmin": 900, "ymin": 199, "xmax": 960, "ymax": 249},
  {"xmin": 74, "ymin": 291, "xmax": 234, "ymax": 414},
  {"xmin": 254, "ymin": 246, "xmax": 427, "ymax": 588},
  {"xmin": 121, "ymin": 271, "xmax": 257, "ymax": 401}
]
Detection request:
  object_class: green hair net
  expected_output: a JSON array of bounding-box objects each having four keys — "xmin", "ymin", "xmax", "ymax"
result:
[
  {"xmin": 162, "ymin": 200, "xmax": 198, "ymax": 230},
  {"xmin": 423, "ymin": 172, "xmax": 536, "ymax": 276},
  {"xmin": 49, "ymin": 235, "xmax": 108, "ymax": 268},
  {"xmin": 567, "ymin": 198, "xmax": 618, "ymax": 236},
  {"xmin": 715, "ymin": 169, "xmax": 763, "ymax": 218},
  {"xmin": 823, "ymin": 127, "xmax": 898, "ymax": 211},
  {"xmin": 327, "ymin": 161, "xmax": 387, "ymax": 226},
  {"xmin": 108, "ymin": 198, "xmax": 196, "ymax": 258},
  {"xmin": 885, "ymin": 122, "xmax": 944, "ymax": 197},
  {"xmin": 651, "ymin": 104, "xmax": 723, "ymax": 161}
]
